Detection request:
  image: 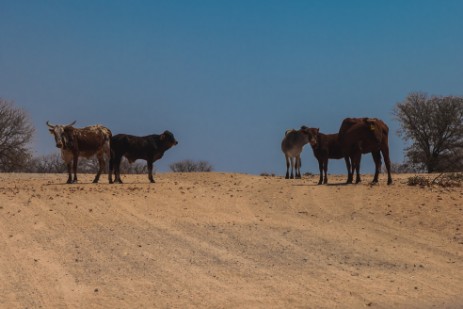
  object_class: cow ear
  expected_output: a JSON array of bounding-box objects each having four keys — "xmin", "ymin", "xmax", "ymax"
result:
[{"xmin": 48, "ymin": 128, "xmax": 54, "ymax": 134}]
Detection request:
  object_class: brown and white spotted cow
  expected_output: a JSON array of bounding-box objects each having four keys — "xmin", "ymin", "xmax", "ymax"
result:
[{"xmin": 47, "ymin": 121, "xmax": 112, "ymax": 184}]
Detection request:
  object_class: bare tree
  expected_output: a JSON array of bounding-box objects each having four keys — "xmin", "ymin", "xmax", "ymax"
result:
[
  {"xmin": 393, "ymin": 93, "xmax": 463, "ymax": 173},
  {"xmin": 26, "ymin": 152, "xmax": 150, "ymax": 175},
  {"xmin": 26, "ymin": 153, "xmax": 67, "ymax": 173},
  {"xmin": 385, "ymin": 162, "xmax": 421, "ymax": 174},
  {"xmin": 0, "ymin": 99, "xmax": 35, "ymax": 172},
  {"xmin": 170, "ymin": 160, "xmax": 213, "ymax": 172}
]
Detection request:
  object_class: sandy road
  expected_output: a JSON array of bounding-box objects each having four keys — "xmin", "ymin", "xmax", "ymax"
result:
[{"xmin": 0, "ymin": 172, "xmax": 462, "ymax": 308}]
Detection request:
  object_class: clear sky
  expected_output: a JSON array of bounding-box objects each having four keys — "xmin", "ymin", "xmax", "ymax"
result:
[{"xmin": 1, "ymin": 1, "xmax": 462, "ymax": 175}]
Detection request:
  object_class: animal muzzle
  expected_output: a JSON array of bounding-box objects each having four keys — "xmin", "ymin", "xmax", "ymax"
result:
[{"xmin": 56, "ymin": 142, "xmax": 63, "ymax": 148}]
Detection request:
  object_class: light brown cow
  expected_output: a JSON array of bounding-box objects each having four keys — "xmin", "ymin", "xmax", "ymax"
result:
[
  {"xmin": 281, "ymin": 126, "xmax": 317, "ymax": 179},
  {"xmin": 47, "ymin": 121, "xmax": 112, "ymax": 183}
]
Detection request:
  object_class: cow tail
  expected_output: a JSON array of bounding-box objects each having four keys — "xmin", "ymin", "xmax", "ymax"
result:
[{"xmin": 107, "ymin": 134, "xmax": 113, "ymax": 173}]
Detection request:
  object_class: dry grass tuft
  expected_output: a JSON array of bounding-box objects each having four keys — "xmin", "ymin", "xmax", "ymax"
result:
[{"xmin": 407, "ymin": 172, "xmax": 463, "ymax": 188}]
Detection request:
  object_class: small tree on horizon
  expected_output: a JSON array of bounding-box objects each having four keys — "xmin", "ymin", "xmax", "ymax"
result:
[{"xmin": 393, "ymin": 92, "xmax": 463, "ymax": 173}]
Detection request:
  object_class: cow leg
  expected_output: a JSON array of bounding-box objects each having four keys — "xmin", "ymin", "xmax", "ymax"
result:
[
  {"xmin": 371, "ymin": 151, "xmax": 382, "ymax": 184},
  {"xmin": 355, "ymin": 155, "xmax": 362, "ymax": 183},
  {"xmin": 317, "ymin": 159, "xmax": 323, "ymax": 185},
  {"xmin": 323, "ymin": 158, "xmax": 328, "ymax": 184},
  {"xmin": 351, "ymin": 153, "xmax": 361, "ymax": 184},
  {"xmin": 93, "ymin": 154, "xmax": 104, "ymax": 183},
  {"xmin": 72, "ymin": 156, "xmax": 78, "ymax": 183},
  {"xmin": 113, "ymin": 155, "xmax": 123, "ymax": 184},
  {"xmin": 289, "ymin": 157, "xmax": 295, "ymax": 179},
  {"xmin": 285, "ymin": 155, "xmax": 290, "ymax": 179},
  {"xmin": 66, "ymin": 162, "xmax": 73, "ymax": 184},
  {"xmin": 345, "ymin": 156, "xmax": 353, "ymax": 184},
  {"xmin": 295, "ymin": 155, "xmax": 301, "ymax": 179},
  {"xmin": 108, "ymin": 152, "xmax": 114, "ymax": 184},
  {"xmin": 147, "ymin": 161, "xmax": 155, "ymax": 183},
  {"xmin": 381, "ymin": 146, "xmax": 393, "ymax": 185}
]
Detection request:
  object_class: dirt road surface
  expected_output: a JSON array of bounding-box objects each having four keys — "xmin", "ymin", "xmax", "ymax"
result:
[{"xmin": 1, "ymin": 173, "xmax": 462, "ymax": 308}]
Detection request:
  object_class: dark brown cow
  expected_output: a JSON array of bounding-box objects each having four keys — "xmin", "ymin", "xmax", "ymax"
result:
[
  {"xmin": 306, "ymin": 127, "xmax": 353, "ymax": 185},
  {"xmin": 338, "ymin": 117, "xmax": 392, "ymax": 185},
  {"xmin": 109, "ymin": 131, "xmax": 178, "ymax": 184},
  {"xmin": 47, "ymin": 121, "xmax": 112, "ymax": 184}
]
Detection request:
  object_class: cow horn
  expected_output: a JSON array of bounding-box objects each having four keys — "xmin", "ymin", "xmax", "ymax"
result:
[
  {"xmin": 68, "ymin": 120, "xmax": 76, "ymax": 126},
  {"xmin": 46, "ymin": 121, "xmax": 55, "ymax": 128}
]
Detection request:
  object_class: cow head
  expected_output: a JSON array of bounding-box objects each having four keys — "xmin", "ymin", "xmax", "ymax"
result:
[
  {"xmin": 160, "ymin": 130, "xmax": 178, "ymax": 147},
  {"xmin": 364, "ymin": 118, "xmax": 382, "ymax": 142},
  {"xmin": 46, "ymin": 121, "xmax": 76, "ymax": 149},
  {"xmin": 301, "ymin": 126, "xmax": 319, "ymax": 147},
  {"xmin": 284, "ymin": 129, "xmax": 295, "ymax": 136}
]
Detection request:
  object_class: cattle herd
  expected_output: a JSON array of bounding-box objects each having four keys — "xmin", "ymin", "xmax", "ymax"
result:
[
  {"xmin": 282, "ymin": 117, "xmax": 392, "ymax": 185},
  {"xmin": 46, "ymin": 121, "xmax": 178, "ymax": 184},
  {"xmin": 46, "ymin": 117, "xmax": 392, "ymax": 185}
]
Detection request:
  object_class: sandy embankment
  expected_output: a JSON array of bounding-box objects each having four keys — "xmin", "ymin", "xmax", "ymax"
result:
[{"xmin": 1, "ymin": 172, "xmax": 462, "ymax": 308}]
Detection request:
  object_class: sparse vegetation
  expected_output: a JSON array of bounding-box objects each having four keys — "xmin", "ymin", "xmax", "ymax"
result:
[
  {"xmin": 260, "ymin": 172, "xmax": 276, "ymax": 177},
  {"xmin": 26, "ymin": 153, "xmax": 67, "ymax": 173},
  {"xmin": 169, "ymin": 160, "xmax": 213, "ymax": 172},
  {"xmin": 407, "ymin": 172, "xmax": 463, "ymax": 188},
  {"xmin": 25, "ymin": 153, "xmax": 147, "ymax": 174}
]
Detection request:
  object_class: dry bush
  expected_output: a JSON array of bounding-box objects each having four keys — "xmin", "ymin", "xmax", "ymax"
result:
[
  {"xmin": 260, "ymin": 172, "xmax": 276, "ymax": 177},
  {"xmin": 170, "ymin": 160, "xmax": 213, "ymax": 173},
  {"xmin": 407, "ymin": 173, "xmax": 463, "ymax": 188}
]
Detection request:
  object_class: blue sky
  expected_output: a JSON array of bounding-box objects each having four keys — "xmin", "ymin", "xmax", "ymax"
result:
[{"xmin": 1, "ymin": 1, "xmax": 462, "ymax": 175}]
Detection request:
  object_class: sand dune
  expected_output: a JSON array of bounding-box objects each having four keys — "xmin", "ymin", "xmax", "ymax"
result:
[{"xmin": 1, "ymin": 172, "xmax": 462, "ymax": 308}]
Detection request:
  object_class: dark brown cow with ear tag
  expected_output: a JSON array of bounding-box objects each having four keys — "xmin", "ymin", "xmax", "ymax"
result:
[{"xmin": 338, "ymin": 117, "xmax": 392, "ymax": 185}]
